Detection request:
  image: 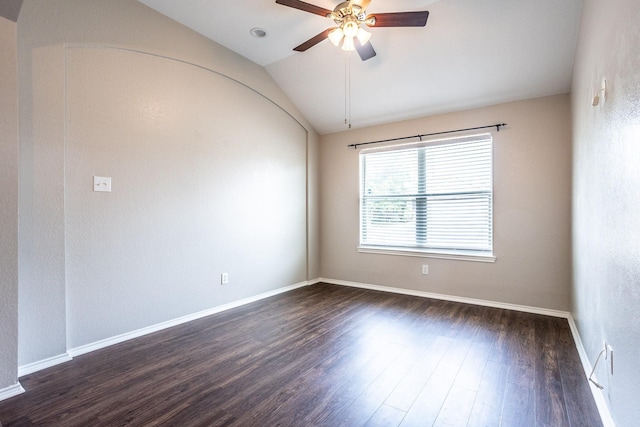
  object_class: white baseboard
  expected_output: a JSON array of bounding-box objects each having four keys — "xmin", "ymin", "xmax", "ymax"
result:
[
  {"xmin": 18, "ymin": 353, "xmax": 72, "ymax": 378},
  {"xmin": 318, "ymin": 277, "xmax": 571, "ymax": 318},
  {"xmin": 567, "ymin": 317, "xmax": 615, "ymax": 427},
  {"xmin": 68, "ymin": 280, "xmax": 310, "ymax": 358},
  {"xmin": 0, "ymin": 383, "xmax": 25, "ymax": 402}
]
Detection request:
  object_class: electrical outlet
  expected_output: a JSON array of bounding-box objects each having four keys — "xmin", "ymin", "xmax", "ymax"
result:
[
  {"xmin": 221, "ymin": 272, "xmax": 229, "ymax": 285},
  {"xmin": 422, "ymin": 264, "xmax": 429, "ymax": 275}
]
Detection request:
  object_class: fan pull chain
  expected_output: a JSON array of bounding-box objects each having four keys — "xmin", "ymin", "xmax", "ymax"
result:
[
  {"xmin": 349, "ymin": 54, "xmax": 352, "ymax": 129},
  {"xmin": 344, "ymin": 55, "xmax": 348, "ymax": 128},
  {"xmin": 344, "ymin": 54, "xmax": 352, "ymax": 129}
]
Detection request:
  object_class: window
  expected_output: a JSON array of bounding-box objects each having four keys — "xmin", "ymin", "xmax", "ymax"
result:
[{"xmin": 359, "ymin": 133, "xmax": 494, "ymax": 261}]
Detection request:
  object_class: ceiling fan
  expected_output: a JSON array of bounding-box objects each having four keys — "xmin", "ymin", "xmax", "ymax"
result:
[{"xmin": 275, "ymin": 0, "xmax": 430, "ymax": 61}]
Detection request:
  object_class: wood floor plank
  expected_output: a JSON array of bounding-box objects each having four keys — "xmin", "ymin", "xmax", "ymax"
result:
[
  {"xmin": 432, "ymin": 385, "xmax": 477, "ymax": 427},
  {"xmin": 398, "ymin": 360, "xmax": 461, "ymax": 426},
  {"xmin": 0, "ymin": 283, "xmax": 602, "ymax": 427},
  {"xmin": 556, "ymin": 323, "xmax": 604, "ymax": 427},
  {"xmin": 501, "ymin": 379, "xmax": 536, "ymax": 427},
  {"xmin": 384, "ymin": 335, "xmax": 450, "ymax": 412},
  {"xmin": 305, "ymin": 341, "xmax": 408, "ymax": 427},
  {"xmin": 452, "ymin": 341, "xmax": 491, "ymax": 392},
  {"xmin": 466, "ymin": 360, "xmax": 509, "ymax": 427},
  {"xmin": 534, "ymin": 316, "xmax": 570, "ymax": 427},
  {"xmin": 364, "ymin": 404, "xmax": 407, "ymax": 427},
  {"xmin": 334, "ymin": 359, "xmax": 414, "ymax": 427}
]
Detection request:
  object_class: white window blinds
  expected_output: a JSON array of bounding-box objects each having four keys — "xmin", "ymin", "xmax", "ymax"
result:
[{"xmin": 360, "ymin": 133, "xmax": 493, "ymax": 256}]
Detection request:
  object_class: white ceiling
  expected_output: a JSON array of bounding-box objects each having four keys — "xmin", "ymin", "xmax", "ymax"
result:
[{"xmin": 137, "ymin": 0, "xmax": 583, "ymax": 134}]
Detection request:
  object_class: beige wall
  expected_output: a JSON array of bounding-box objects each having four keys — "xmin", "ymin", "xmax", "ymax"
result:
[
  {"xmin": 571, "ymin": 0, "xmax": 640, "ymax": 425},
  {"xmin": 320, "ymin": 94, "xmax": 572, "ymax": 311},
  {"xmin": 0, "ymin": 15, "xmax": 20, "ymax": 391},
  {"xmin": 15, "ymin": 0, "xmax": 319, "ymax": 368},
  {"xmin": 64, "ymin": 46, "xmax": 307, "ymax": 348}
]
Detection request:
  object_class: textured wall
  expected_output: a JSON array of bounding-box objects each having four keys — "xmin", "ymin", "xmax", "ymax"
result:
[
  {"xmin": 0, "ymin": 15, "xmax": 19, "ymax": 391},
  {"xmin": 571, "ymin": 0, "xmax": 640, "ymax": 425},
  {"xmin": 16, "ymin": 0, "xmax": 318, "ymax": 367},
  {"xmin": 320, "ymin": 94, "xmax": 573, "ymax": 311},
  {"xmin": 64, "ymin": 47, "xmax": 306, "ymax": 347}
]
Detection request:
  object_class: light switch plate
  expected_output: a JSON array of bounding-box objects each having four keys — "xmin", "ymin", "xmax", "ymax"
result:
[{"xmin": 93, "ymin": 176, "xmax": 112, "ymax": 192}]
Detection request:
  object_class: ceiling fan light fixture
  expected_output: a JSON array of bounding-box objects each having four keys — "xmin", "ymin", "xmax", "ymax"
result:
[
  {"xmin": 343, "ymin": 20, "xmax": 359, "ymax": 38},
  {"xmin": 356, "ymin": 27, "xmax": 371, "ymax": 45},
  {"xmin": 342, "ymin": 36, "xmax": 355, "ymax": 51},
  {"xmin": 328, "ymin": 28, "xmax": 344, "ymax": 46}
]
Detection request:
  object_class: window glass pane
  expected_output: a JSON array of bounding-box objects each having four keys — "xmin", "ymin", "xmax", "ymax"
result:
[
  {"xmin": 362, "ymin": 197, "xmax": 416, "ymax": 246},
  {"xmin": 360, "ymin": 134, "xmax": 493, "ymax": 255},
  {"xmin": 425, "ymin": 140, "xmax": 492, "ymax": 194},
  {"xmin": 362, "ymin": 150, "xmax": 418, "ymax": 196},
  {"xmin": 424, "ymin": 194, "xmax": 492, "ymax": 250}
]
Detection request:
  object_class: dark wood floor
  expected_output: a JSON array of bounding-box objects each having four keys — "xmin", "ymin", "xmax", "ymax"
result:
[{"xmin": 0, "ymin": 283, "xmax": 602, "ymax": 426}]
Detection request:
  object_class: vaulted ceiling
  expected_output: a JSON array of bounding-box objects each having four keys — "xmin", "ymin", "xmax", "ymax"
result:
[{"xmin": 137, "ymin": 0, "xmax": 583, "ymax": 134}]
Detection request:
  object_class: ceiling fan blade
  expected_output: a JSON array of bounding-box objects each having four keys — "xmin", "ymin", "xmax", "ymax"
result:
[
  {"xmin": 366, "ymin": 11, "xmax": 429, "ymax": 27},
  {"xmin": 293, "ymin": 28, "xmax": 334, "ymax": 52},
  {"xmin": 355, "ymin": 39, "xmax": 376, "ymax": 61},
  {"xmin": 275, "ymin": 0, "xmax": 332, "ymax": 17}
]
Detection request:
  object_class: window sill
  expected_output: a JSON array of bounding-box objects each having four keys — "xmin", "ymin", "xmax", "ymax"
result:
[{"xmin": 357, "ymin": 246, "xmax": 496, "ymax": 263}]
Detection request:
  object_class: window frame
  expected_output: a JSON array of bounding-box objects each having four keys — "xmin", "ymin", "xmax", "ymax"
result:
[{"xmin": 358, "ymin": 133, "xmax": 496, "ymax": 263}]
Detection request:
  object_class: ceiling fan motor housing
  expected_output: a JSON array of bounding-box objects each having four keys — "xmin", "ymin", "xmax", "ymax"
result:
[{"xmin": 330, "ymin": 2, "xmax": 367, "ymax": 25}]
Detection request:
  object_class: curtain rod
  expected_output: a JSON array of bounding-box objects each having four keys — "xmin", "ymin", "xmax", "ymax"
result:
[{"xmin": 347, "ymin": 123, "xmax": 507, "ymax": 149}]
